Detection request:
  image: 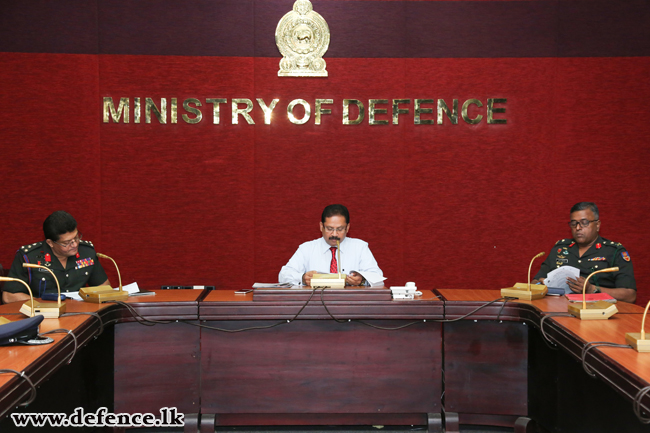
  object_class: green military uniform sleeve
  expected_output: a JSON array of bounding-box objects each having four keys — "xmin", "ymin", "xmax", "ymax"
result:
[{"xmin": 605, "ymin": 241, "xmax": 636, "ymax": 291}]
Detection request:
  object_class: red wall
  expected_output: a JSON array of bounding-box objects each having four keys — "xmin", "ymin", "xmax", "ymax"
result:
[{"xmin": 1, "ymin": 1, "xmax": 649, "ymax": 306}]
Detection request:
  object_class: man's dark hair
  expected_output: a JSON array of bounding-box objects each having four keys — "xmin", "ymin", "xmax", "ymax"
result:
[
  {"xmin": 43, "ymin": 211, "xmax": 77, "ymax": 241},
  {"xmin": 570, "ymin": 202, "xmax": 599, "ymax": 220},
  {"xmin": 321, "ymin": 204, "xmax": 350, "ymax": 224}
]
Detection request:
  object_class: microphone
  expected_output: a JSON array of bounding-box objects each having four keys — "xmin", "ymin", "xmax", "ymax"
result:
[
  {"xmin": 21, "ymin": 263, "xmax": 67, "ymax": 318},
  {"xmin": 337, "ymin": 240, "xmax": 342, "ymax": 280},
  {"xmin": 96, "ymin": 253, "xmax": 122, "ymax": 291},
  {"xmin": 79, "ymin": 253, "xmax": 129, "ymax": 303},
  {"xmin": 567, "ymin": 267, "xmax": 619, "ymax": 320},
  {"xmin": 626, "ymin": 299, "xmax": 650, "ymax": 352},
  {"xmin": 0, "ymin": 277, "xmax": 36, "ymax": 317},
  {"xmin": 309, "ymin": 240, "xmax": 346, "ymax": 289},
  {"xmin": 501, "ymin": 252, "xmax": 548, "ymax": 300}
]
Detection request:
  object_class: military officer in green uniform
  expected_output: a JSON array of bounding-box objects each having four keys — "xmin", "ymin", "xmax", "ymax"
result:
[
  {"xmin": 2, "ymin": 211, "xmax": 110, "ymax": 304},
  {"xmin": 532, "ymin": 202, "xmax": 636, "ymax": 303}
]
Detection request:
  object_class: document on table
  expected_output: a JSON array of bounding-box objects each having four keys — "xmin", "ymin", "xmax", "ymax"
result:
[
  {"xmin": 357, "ymin": 271, "xmax": 387, "ymax": 287},
  {"xmin": 252, "ymin": 282, "xmax": 293, "ymax": 288},
  {"xmin": 544, "ymin": 266, "xmax": 580, "ymax": 294},
  {"xmin": 62, "ymin": 281, "xmax": 144, "ymax": 300}
]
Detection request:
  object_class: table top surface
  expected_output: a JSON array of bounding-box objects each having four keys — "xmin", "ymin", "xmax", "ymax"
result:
[{"xmin": 1, "ymin": 288, "xmax": 648, "ymax": 403}]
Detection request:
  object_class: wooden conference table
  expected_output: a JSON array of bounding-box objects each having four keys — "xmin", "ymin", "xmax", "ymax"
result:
[{"xmin": 0, "ymin": 287, "xmax": 649, "ymax": 433}]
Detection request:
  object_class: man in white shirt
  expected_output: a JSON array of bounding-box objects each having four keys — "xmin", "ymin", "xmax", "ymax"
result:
[{"xmin": 279, "ymin": 204, "xmax": 383, "ymax": 286}]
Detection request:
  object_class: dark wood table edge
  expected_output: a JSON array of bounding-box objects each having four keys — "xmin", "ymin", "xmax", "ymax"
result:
[
  {"xmin": 0, "ymin": 299, "xmax": 201, "ymax": 421},
  {"xmin": 541, "ymin": 316, "xmax": 650, "ymax": 414}
]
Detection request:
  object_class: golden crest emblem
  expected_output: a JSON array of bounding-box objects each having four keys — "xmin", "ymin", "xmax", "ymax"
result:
[{"xmin": 275, "ymin": 0, "xmax": 330, "ymax": 77}]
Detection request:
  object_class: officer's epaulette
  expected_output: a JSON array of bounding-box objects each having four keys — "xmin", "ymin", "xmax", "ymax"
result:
[
  {"xmin": 18, "ymin": 242, "xmax": 43, "ymax": 254},
  {"xmin": 553, "ymin": 239, "xmax": 573, "ymax": 246},
  {"xmin": 79, "ymin": 239, "xmax": 96, "ymax": 249},
  {"xmin": 599, "ymin": 237, "xmax": 624, "ymax": 248}
]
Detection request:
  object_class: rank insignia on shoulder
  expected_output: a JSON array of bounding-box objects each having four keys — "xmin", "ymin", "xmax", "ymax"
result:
[
  {"xmin": 621, "ymin": 251, "xmax": 631, "ymax": 262},
  {"xmin": 588, "ymin": 257, "xmax": 606, "ymax": 261},
  {"xmin": 21, "ymin": 242, "xmax": 42, "ymax": 253}
]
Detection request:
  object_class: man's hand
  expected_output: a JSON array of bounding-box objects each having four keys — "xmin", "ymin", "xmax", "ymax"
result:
[
  {"xmin": 2, "ymin": 291, "xmax": 31, "ymax": 304},
  {"xmin": 345, "ymin": 271, "xmax": 363, "ymax": 286},
  {"xmin": 566, "ymin": 276, "xmax": 595, "ymax": 294},
  {"xmin": 302, "ymin": 271, "xmax": 318, "ymax": 286}
]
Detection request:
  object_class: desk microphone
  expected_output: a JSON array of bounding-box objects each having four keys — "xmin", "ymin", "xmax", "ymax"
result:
[
  {"xmin": 567, "ymin": 267, "xmax": 618, "ymax": 320},
  {"xmin": 625, "ymin": 299, "xmax": 650, "ymax": 352},
  {"xmin": 96, "ymin": 253, "xmax": 122, "ymax": 291},
  {"xmin": 310, "ymin": 240, "xmax": 346, "ymax": 289},
  {"xmin": 501, "ymin": 252, "xmax": 547, "ymax": 300},
  {"xmin": 0, "ymin": 276, "xmax": 36, "ymax": 317},
  {"xmin": 337, "ymin": 240, "xmax": 342, "ymax": 280},
  {"xmin": 21, "ymin": 263, "xmax": 66, "ymax": 318},
  {"xmin": 79, "ymin": 253, "xmax": 129, "ymax": 303}
]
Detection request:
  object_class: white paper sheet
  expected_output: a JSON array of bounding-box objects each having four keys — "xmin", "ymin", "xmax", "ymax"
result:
[
  {"xmin": 358, "ymin": 271, "xmax": 387, "ymax": 287},
  {"xmin": 544, "ymin": 266, "xmax": 580, "ymax": 293}
]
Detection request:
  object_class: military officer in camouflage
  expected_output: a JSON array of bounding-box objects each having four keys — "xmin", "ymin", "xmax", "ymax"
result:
[
  {"xmin": 532, "ymin": 202, "xmax": 636, "ymax": 303},
  {"xmin": 1, "ymin": 211, "xmax": 110, "ymax": 304}
]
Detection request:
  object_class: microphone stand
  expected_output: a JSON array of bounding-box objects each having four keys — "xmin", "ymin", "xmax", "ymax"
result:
[{"xmin": 567, "ymin": 267, "xmax": 619, "ymax": 320}]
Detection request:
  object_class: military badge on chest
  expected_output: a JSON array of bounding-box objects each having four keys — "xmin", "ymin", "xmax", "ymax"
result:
[
  {"xmin": 36, "ymin": 252, "xmax": 53, "ymax": 270},
  {"xmin": 75, "ymin": 258, "xmax": 94, "ymax": 269},
  {"xmin": 556, "ymin": 247, "xmax": 569, "ymax": 266}
]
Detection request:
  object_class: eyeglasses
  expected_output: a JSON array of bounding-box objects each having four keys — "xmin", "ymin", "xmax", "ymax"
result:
[
  {"xmin": 324, "ymin": 226, "xmax": 347, "ymax": 234},
  {"xmin": 568, "ymin": 219, "xmax": 598, "ymax": 229},
  {"xmin": 54, "ymin": 233, "xmax": 82, "ymax": 249}
]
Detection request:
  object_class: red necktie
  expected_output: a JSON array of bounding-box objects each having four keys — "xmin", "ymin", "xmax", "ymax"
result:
[{"xmin": 329, "ymin": 247, "xmax": 338, "ymax": 273}]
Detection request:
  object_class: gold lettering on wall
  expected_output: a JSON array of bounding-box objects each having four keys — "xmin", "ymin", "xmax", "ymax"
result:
[
  {"xmin": 287, "ymin": 99, "xmax": 311, "ymax": 124},
  {"xmin": 343, "ymin": 99, "xmax": 364, "ymax": 125},
  {"xmin": 103, "ymin": 97, "xmax": 129, "ymax": 123},
  {"xmin": 206, "ymin": 99, "xmax": 226, "ymax": 124},
  {"xmin": 102, "ymin": 97, "xmax": 507, "ymax": 126},
  {"xmin": 145, "ymin": 98, "xmax": 166, "ymax": 124},
  {"xmin": 487, "ymin": 98, "xmax": 507, "ymax": 124},
  {"xmin": 232, "ymin": 99, "xmax": 255, "ymax": 124},
  {"xmin": 315, "ymin": 99, "xmax": 333, "ymax": 125},
  {"xmin": 392, "ymin": 99, "xmax": 410, "ymax": 125},
  {"xmin": 257, "ymin": 98, "xmax": 280, "ymax": 125},
  {"xmin": 171, "ymin": 98, "xmax": 178, "ymax": 124},
  {"xmin": 134, "ymin": 98, "xmax": 141, "ymax": 124},
  {"xmin": 369, "ymin": 99, "xmax": 389, "ymax": 125},
  {"xmin": 182, "ymin": 99, "xmax": 202, "ymax": 124},
  {"xmin": 414, "ymin": 99, "xmax": 434, "ymax": 125},
  {"xmin": 462, "ymin": 99, "xmax": 483, "ymax": 124},
  {"xmin": 437, "ymin": 99, "xmax": 458, "ymax": 125}
]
